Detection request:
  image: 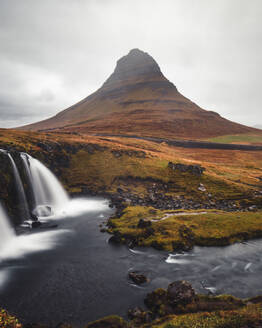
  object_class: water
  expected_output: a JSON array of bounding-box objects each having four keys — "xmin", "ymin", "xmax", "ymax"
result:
[
  {"xmin": 7, "ymin": 153, "xmax": 31, "ymax": 220},
  {"xmin": 21, "ymin": 154, "xmax": 69, "ymax": 216},
  {"xmin": 0, "ymin": 203, "xmax": 15, "ymax": 252},
  {"xmin": 0, "ymin": 197, "xmax": 262, "ymax": 327}
]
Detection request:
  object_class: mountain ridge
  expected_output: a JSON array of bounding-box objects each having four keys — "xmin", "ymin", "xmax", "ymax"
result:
[{"xmin": 19, "ymin": 49, "xmax": 261, "ymax": 139}]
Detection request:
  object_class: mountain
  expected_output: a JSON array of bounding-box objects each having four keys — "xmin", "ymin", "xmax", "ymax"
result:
[
  {"xmin": 254, "ymin": 125, "xmax": 262, "ymax": 130},
  {"xmin": 20, "ymin": 49, "xmax": 261, "ymax": 139}
]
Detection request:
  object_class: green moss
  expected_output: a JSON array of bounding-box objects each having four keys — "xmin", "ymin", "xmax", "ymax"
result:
[
  {"xmin": 0, "ymin": 309, "xmax": 21, "ymax": 328},
  {"xmin": 207, "ymin": 134, "xmax": 262, "ymax": 144},
  {"xmin": 109, "ymin": 206, "xmax": 262, "ymax": 251},
  {"xmin": 149, "ymin": 304, "xmax": 262, "ymax": 328},
  {"xmin": 85, "ymin": 315, "xmax": 128, "ymax": 328}
]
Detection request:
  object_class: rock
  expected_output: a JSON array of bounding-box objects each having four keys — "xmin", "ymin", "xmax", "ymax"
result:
[
  {"xmin": 168, "ymin": 162, "xmax": 205, "ymax": 176},
  {"xmin": 128, "ymin": 307, "xmax": 152, "ymax": 324},
  {"xmin": 144, "ymin": 288, "xmax": 168, "ymax": 312},
  {"xmin": 198, "ymin": 183, "xmax": 206, "ymax": 192},
  {"xmin": 86, "ymin": 315, "xmax": 128, "ymax": 328},
  {"xmin": 33, "ymin": 205, "xmax": 53, "ymax": 217},
  {"xmin": 108, "ymin": 232, "xmax": 122, "ymax": 244},
  {"xmin": 31, "ymin": 221, "xmax": 42, "ymax": 228},
  {"xmin": 167, "ymin": 280, "xmax": 196, "ymax": 306},
  {"xmin": 137, "ymin": 218, "xmax": 152, "ymax": 228},
  {"xmin": 129, "ymin": 272, "xmax": 148, "ymax": 284},
  {"xmin": 31, "ymin": 213, "xmax": 38, "ymax": 221},
  {"xmin": 248, "ymin": 205, "xmax": 257, "ymax": 211}
]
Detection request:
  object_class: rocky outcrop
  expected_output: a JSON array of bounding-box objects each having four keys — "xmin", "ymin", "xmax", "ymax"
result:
[
  {"xmin": 142, "ymin": 280, "xmax": 245, "ymax": 320},
  {"xmin": 167, "ymin": 280, "xmax": 196, "ymax": 306},
  {"xmin": 86, "ymin": 315, "xmax": 127, "ymax": 328},
  {"xmin": 128, "ymin": 272, "xmax": 148, "ymax": 285},
  {"xmin": 168, "ymin": 162, "xmax": 205, "ymax": 176}
]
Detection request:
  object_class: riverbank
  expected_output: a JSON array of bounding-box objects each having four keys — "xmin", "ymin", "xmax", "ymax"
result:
[{"xmin": 108, "ymin": 206, "xmax": 262, "ymax": 251}]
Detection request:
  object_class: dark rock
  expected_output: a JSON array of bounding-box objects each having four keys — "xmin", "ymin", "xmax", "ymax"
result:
[
  {"xmin": 168, "ymin": 162, "xmax": 205, "ymax": 176},
  {"xmin": 31, "ymin": 213, "xmax": 38, "ymax": 221},
  {"xmin": 108, "ymin": 232, "xmax": 122, "ymax": 244},
  {"xmin": 86, "ymin": 315, "xmax": 128, "ymax": 328},
  {"xmin": 127, "ymin": 307, "xmax": 152, "ymax": 324},
  {"xmin": 144, "ymin": 288, "xmax": 168, "ymax": 315},
  {"xmin": 142, "ymin": 227, "xmax": 155, "ymax": 238},
  {"xmin": 137, "ymin": 218, "xmax": 152, "ymax": 228},
  {"xmin": 31, "ymin": 221, "xmax": 42, "ymax": 228},
  {"xmin": 129, "ymin": 271, "xmax": 148, "ymax": 284},
  {"xmin": 167, "ymin": 280, "xmax": 196, "ymax": 306}
]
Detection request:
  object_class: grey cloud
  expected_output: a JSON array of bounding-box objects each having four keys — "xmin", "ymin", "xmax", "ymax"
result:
[{"xmin": 0, "ymin": 0, "xmax": 261, "ymax": 128}]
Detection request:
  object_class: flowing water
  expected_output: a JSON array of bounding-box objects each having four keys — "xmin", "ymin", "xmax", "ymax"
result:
[
  {"xmin": 0, "ymin": 197, "xmax": 262, "ymax": 327},
  {"xmin": 21, "ymin": 153, "xmax": 69, "ymax": 216},
  {"xmin": 0, "ymin": 203, "xmax": 15, "ymax": 252},
  {"xmin": 0, "ymin": 153, "xmax": 262, "ymax": 326},
  {"xmin": 7, "ymin": 153, "xmax": 31, "ymax": 220}
]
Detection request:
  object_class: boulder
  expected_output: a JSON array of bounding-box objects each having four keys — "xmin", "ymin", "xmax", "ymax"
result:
[
  {"xmin": 167, "ymin": 280, "xmax": 196, "ymax": 306},
  {"xmin": 168, "ymin": 162, "xmax": 205, "ymax": 176},
  {"xmin": 129, "ymin": 272, "xmax": 148, "ymax": 284},
  {"xmin": 31, "ymin": 221, "xmax": 42, "ymax": 228},
  {"xmin": 198, "ymin": 183, "xmax": 206, "ymax": 192},
  {"xmin": 127, "ymin": 307, "xmax": 152, "ymax": 325},
  {"xmin": 137, "ymin": 218, "xmax": 152, "ymax": 228},
  {"xmin": 108, "ymin": 232, "xmax": 122, "ymax": 244}
]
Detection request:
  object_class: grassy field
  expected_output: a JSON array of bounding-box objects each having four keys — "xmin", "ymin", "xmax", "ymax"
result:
[
  {"xmin": 207, "ymin": 134, "xmax": 262, "ymax": 145},
  {"xmin": 108, "ymin": 206, "xmax": 262, "ymax": 251},
  {"xmin": 150, "ymin": 304, "xmax": 262, "ymax": 328}
]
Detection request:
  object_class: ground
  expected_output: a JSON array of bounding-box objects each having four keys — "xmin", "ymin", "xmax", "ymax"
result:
[
  {"xmin": 108, "ymin": 206, "xmax": 262, "ymax": 251},
  {"xmin": 0, "ymin": 128, "xmax": 262, "ymax": 327}
]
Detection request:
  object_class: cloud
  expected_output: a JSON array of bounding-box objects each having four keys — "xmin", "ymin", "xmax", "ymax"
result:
[{"xmin": 0, "ymin": 0, "xmax": 261, "ymax": 127}]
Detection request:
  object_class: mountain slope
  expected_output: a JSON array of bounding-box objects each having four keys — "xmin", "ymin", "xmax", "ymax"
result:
[{"xmin": 20, "ymin": 49, "xmax": 261, "ymax": 139}]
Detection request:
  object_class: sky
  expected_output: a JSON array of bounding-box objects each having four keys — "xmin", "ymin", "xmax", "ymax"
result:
[{"xmin": 0, "ymin": 0, "xmax": 261, "ymax": 128}]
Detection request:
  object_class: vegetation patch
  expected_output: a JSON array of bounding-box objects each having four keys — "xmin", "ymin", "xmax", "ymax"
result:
[
  {"xmin": 0, "ymin": 309, "xmax": 21, "ymax": 328},
  {"xmin": 149, "ymin": 304, "xmax": 262, "ymax": 328},
  {"xmin": 108, "ymin": 206, "xmax": 262, "ymax": 251},
  {"xmin": 207, "ymin": 134, "xmax": 262, "ymax": 145}
]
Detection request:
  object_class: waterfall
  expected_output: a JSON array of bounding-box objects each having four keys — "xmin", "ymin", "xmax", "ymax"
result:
[
  {"xmin": 0, "ymin": 203, "xmax": 15, "ymax": 251},
  {"xmin": 7, "ymin": 153, "xmax": 31, "ymax": 220},
  {"xmin": 20, "ymin": 153, "xmax": 36, "ymax": 207},
  {"xmin": 21, "ymin": 154, "xmax": 69, "ymax": 216}
]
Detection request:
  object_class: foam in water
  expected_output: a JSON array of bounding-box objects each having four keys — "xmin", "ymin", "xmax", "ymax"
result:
[
  {"xmin": 0, "ymin": 204, "xmax": 15, "ymax": 251},
  {"xmin": 21, "ymin": 154, "xmax": 69, "ymax": 215}
]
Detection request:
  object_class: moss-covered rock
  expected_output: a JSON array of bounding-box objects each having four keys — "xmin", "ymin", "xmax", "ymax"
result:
[
  {"xmin": 85, "ymin": 315, "xmax": 128, "ymax": 328},
  {"xmin": 108, "ymin": 206, "xmax": 262, "ymax": 251}
]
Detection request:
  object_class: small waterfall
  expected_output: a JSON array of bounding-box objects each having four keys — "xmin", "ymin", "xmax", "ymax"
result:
[
  {"xmin": 7, "ymin": 153, "xmax": 31, "ymax": 220},
  {"xmin": 0, "ymin": 203, "xmax": 15, "ymax": 251},
  {"xmin": 20, "ymin": 153, "xmax": 36, "ymax": 207},
  {"xmin": 21, "ymin": 154, "xmax": 69, "ymax": 216}
]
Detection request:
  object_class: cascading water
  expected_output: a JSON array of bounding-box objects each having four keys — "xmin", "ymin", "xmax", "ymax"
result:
[
  {"xmin": 0, "ymin": 203, "xmax": 15, "ymax": 251},
  {"xmin": 7, "ymin": 153, "xmax": 31, "ymax": 220},
  {"xmin": 21, "ymin": 154, "xmax": 69, "ymax": 216}
]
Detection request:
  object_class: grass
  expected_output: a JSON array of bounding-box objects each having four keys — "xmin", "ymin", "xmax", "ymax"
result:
[
  {"xmin": 108, "ymin": 206, "xmax": 262, "ymax": 251},
  {"xmin": 149, "ymin": 304, "xmax": 262, "ymax": 328},
  {"xmin": 0, "ymin": 309, "xmax": 21, "ymax": 328},
  {"xmin": 207, "ymin": 134, "xmax": 262, "ymax": 145}
]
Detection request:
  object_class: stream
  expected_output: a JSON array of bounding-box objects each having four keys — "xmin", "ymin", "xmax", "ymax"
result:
[{"xmin": 0, "ymin": 197, "xmax": 261, "ymax": 327}]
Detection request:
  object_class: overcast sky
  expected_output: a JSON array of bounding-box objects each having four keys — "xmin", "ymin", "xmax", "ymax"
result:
[{"xmin": 0, "ymin": 0, "xmax": 261, "ymax": 128}]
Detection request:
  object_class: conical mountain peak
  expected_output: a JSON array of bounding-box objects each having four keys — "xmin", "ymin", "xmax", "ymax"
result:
[
  {"xmin": 20, "ymin": 49, "xmax": 258, "ymax": 140},
  {"xmin": 103, "ymin": 48, "xmax": 166, "ymax": 87}
]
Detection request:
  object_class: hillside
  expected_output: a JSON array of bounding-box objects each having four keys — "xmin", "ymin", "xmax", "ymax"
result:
[{"xmin": 20, "ymin": 49, "xmax": 261, "ymax": 139}]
